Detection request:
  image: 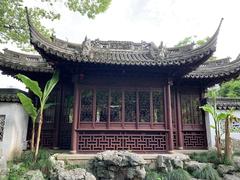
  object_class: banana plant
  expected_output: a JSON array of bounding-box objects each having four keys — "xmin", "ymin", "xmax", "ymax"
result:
[
  {"xmin": 200, "ymin": 89, "xmax": 227, "ymax": 158},
  {"xmin": 200, "ymin": 104, "xmax": 227, "ymax": 158},
  {"xmin": 16, "ymin": 71, "xmax": 59, "ymax": 160}
]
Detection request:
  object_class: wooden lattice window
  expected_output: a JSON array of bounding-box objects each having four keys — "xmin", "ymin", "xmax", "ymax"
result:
[
  {"xmin": 79, "ymin": 87, "xmax": 164, "ymax": 124},
  {"xmin": 110, "ymin": 90, "xmax": 122, "ymax": 122},
  {"xmin": 153, "ymin": 90, "xmax": 164, "ymax": 122},
  {"xmin": 80, "ymin": 89, "xmax": 93, "ymax": 122},
  {"xmin": 63, "ymin": 88, "xmax": 74, "ymax": 123},
  {"xmin": 125, "ymin": 91, "xmax": 137, "ymax": 122},
  {"xmin": 0, "ymin": 115, "xmax": 6, "ymax": 142},
  {"xmin": 181, "ymin": 93, "xmax": 203, "ymax": 124},
  {"xmin": 139, "ymin": 91, "xmax": 150, "ymax": 122},
  {"xmin": 96, "ymin": 89, "xmax": 108, "ymax": 122}
]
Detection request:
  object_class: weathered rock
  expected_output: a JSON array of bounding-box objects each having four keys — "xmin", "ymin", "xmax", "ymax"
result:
[
  {"xmin": 233, "ymin": 156, "xmax": 240, "ymax": 170},
  {"xmin": 145, "ymin": 159, "xmax": 156, "ymax": 170},
  {"xmin": 156, "ymin": 155, "xmax": 173, "ymax": 173},
  {"xmin": 49, "ymin": 154, "xmax": 96, "ymax": 180},
  {"xmin": 21, "ymin": 170, "xmax": 44, "ymax": 180},
  {"xmin": 90, "ymin": 150, "xmax": 146, "ymax": 180},
  {"xmin": 217, "ymin": 164, "xmax": 236, "ymax": 176},
  {"xmin": 184, "ymin": 161, "xmax": 210, "ymax": 173},
  {"xmin": 57, "ymin": 168, "xmax": 96, "ymax": 180},
  {"xmin": 223, "ymin": 172, "xmax": 240, "ymax": 180},
  {"xmin": 156, "ymin": 153, "xmax": 189, "ymax": 173}
]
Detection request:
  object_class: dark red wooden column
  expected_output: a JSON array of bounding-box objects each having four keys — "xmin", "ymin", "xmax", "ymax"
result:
[
  {"xmin": 71, "ymin": 80, "xmax": 80, "ymax": 153},
  {"xmin": 166, "ymin": 80, "xmax": 174, "ymax": 151},
  {"xmin": 176, "ymin": 90, "xmax": 184, "ymax": 149},
  {"xmin": 53, "ymin": 84, "xmax": 63, "ymax": 149}
]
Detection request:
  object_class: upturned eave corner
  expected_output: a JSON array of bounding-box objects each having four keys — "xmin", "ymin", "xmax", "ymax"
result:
[{"xmin": 184, "ymin": 53, "xmax": 240, "ymax": 85}]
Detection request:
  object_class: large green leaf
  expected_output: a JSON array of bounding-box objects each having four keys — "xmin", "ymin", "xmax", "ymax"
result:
[
  {"xmin": 17, "ymin": 93, "xmax": 38, "ymax": 123},
  {"xmin": 217, "ymin": 112, "xmax": 227, "ymax": 122},
  {"xmin": 200, "ymin": 104, "xmax": 215, "ymax": 117},
  {"xmin": 16, "ymin": 74, "xmax": 42, "ymax": 99},
  {"xmin": 42, "ymin": 71, "xmax": 59, "ymax": 106}
]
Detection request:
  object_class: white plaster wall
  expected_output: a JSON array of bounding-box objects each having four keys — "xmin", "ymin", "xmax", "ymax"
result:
[
  {"xmin": 205, "ymin": 111, "xmax": 216, "ymax": 149},
  {"xmin": 0, "ymin": 102, "xmax": 28, "ymax": 160},
  {"xmin": 206, "ymin": 110, "xmax": 240, "ymax": 149}
]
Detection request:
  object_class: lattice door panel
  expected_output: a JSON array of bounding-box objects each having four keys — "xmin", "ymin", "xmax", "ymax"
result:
[
  {"xmin": 78, "ymin": 131, "xmax": 168, "ymax": 153},
  {"xmin": 40, "ymin": 130, "xmax": 54, "ymax": 147},
  {"xmin": 183, "ymin": 131, "xmax": 207, "ymax": 149}
]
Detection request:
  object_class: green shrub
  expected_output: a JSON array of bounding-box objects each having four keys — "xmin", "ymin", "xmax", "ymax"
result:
[
  {"xmin": 166, "ymin": 169, "xmax": 191, "ymax": 180},
  {"xmin": 190, "ymin": 151, "xmax": 222, "ymax": 165},
  {"xmin": 65, "ymin": 161, "xmax": 86, "ymax": 170},
  {"xmin": 145, "ymin": 170, "xmax": 164, "ymax": 180},
  {"xmin": 7, "ymin": 149, "xmax": 52, "ymax": 179},
  {"xmin": 223, "ymin": 155, "xmax": 233, "ymax": 165},
  {"xmin": 192, "ymin": 164, "xmax": 220, "ymax": 180},
  {"xmin": 7, "ymin": 163, "xmax": 28, "ymax": 180}
]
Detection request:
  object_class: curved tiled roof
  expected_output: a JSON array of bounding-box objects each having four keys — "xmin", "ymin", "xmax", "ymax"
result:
[
  {"xmin": 1, "ymin": 49, "xmax": 240, "ymax": 85},
  {"xmin": 0, "ymin": 88, "xmax": 25, "ymax": 103},
  {"xmin": 0, "ymin": 49, "xmax": 53, "ymax": 73},
  {"xmin": 216, "ymin": 97, "xmax": 240, "ymax": 110},
  {"xmin": 26, "ymin": 7, "xmax": 222, "ymax": 68},
  {"xmin": 185, "ymin": 55, "xmax": 240, "ymax": 80}
]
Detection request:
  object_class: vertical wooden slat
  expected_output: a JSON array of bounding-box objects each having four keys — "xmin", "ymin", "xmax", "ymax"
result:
[
  {"xmin": 107, "ymin": 89, "xmax": 111, "ymax": 129},
  {"xmin": 150, "ymin": 90, "xmax": 153, "ymax": 129},
  {"xmin": 122, "ymin": 90, "xmax": 125, "ymax": 128},
  {"xmin": 176, "ymin": 90, "xmax": 184, "ymax": 149},
  {"xmin": 77, "ymin": 87, "xmax": 81, "ymax": 129},
  {"xmin": 166, "ymin": 80, "xmax": 174, "ymax": 151},
  {"xmin": 71, "ymin": 82, "xmax": 80, "ymax": 153},
  {"xmin": 53, "ymin": 84, "xmax": 62, "ymax": 148},
  {"xmin": 164, "ymin": 87, "xmax": 168, "ymax": 128},
  {"xmin": 136, "ymin": 91, "xmax": 139, "ymax": 129},
  {"xmin": 92, "ymin": 88, "xmax": 96, "ymax": 128}
]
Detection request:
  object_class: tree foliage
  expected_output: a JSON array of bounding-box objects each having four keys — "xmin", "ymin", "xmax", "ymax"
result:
[
  {"xmin": 175, "ymin": 36, "xmax": 210, "ymax": 47},
  {"xmin": 218, "ymin": 79, "xmax": 240, "ymax": 97},
  {"xmin": 175, "ymin": 36, "xmax": 217, "ymax": 61},
  {"xmin": 0, "ymin": 0, "xmax": 111, "ymax": 50}
]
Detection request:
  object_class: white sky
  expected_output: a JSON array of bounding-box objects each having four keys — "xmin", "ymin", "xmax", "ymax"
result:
[{"xmin": 1, "ymin": 0, "xmax": 240, "ymax": 90}]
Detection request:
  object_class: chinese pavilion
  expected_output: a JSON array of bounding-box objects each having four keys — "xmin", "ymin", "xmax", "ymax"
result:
[{"xmin": 0, "ymin": 17, "xmax": 240, "ymax": 153}]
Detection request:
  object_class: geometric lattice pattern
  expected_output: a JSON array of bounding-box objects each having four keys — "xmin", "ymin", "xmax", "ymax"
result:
[
  {"xmin": 0, "ymin": 115, "xmax": 5, "ymax": 142},
  {"xmin": 173, "ymin": 131, "xmax": 178, "ymax": 148},
  {"xmin": 183, "ymin": 131, "xmax": 207, "ymax": 149},
  {"xmin": 78, "ymin": 131, "xmax": 167, "ymax": 152},
  {"xmin": 40, "ymin": 130, "xmax": 54, "ymax": 147}
]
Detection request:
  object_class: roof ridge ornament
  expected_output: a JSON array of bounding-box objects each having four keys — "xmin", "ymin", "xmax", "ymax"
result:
[
  {"xmin": 82, "ymin": 36, "xmax": 92, "ymax": 57},
  {"xmin": 158, "ymin": 41, "xmax": 168, "ymax": 58}
]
